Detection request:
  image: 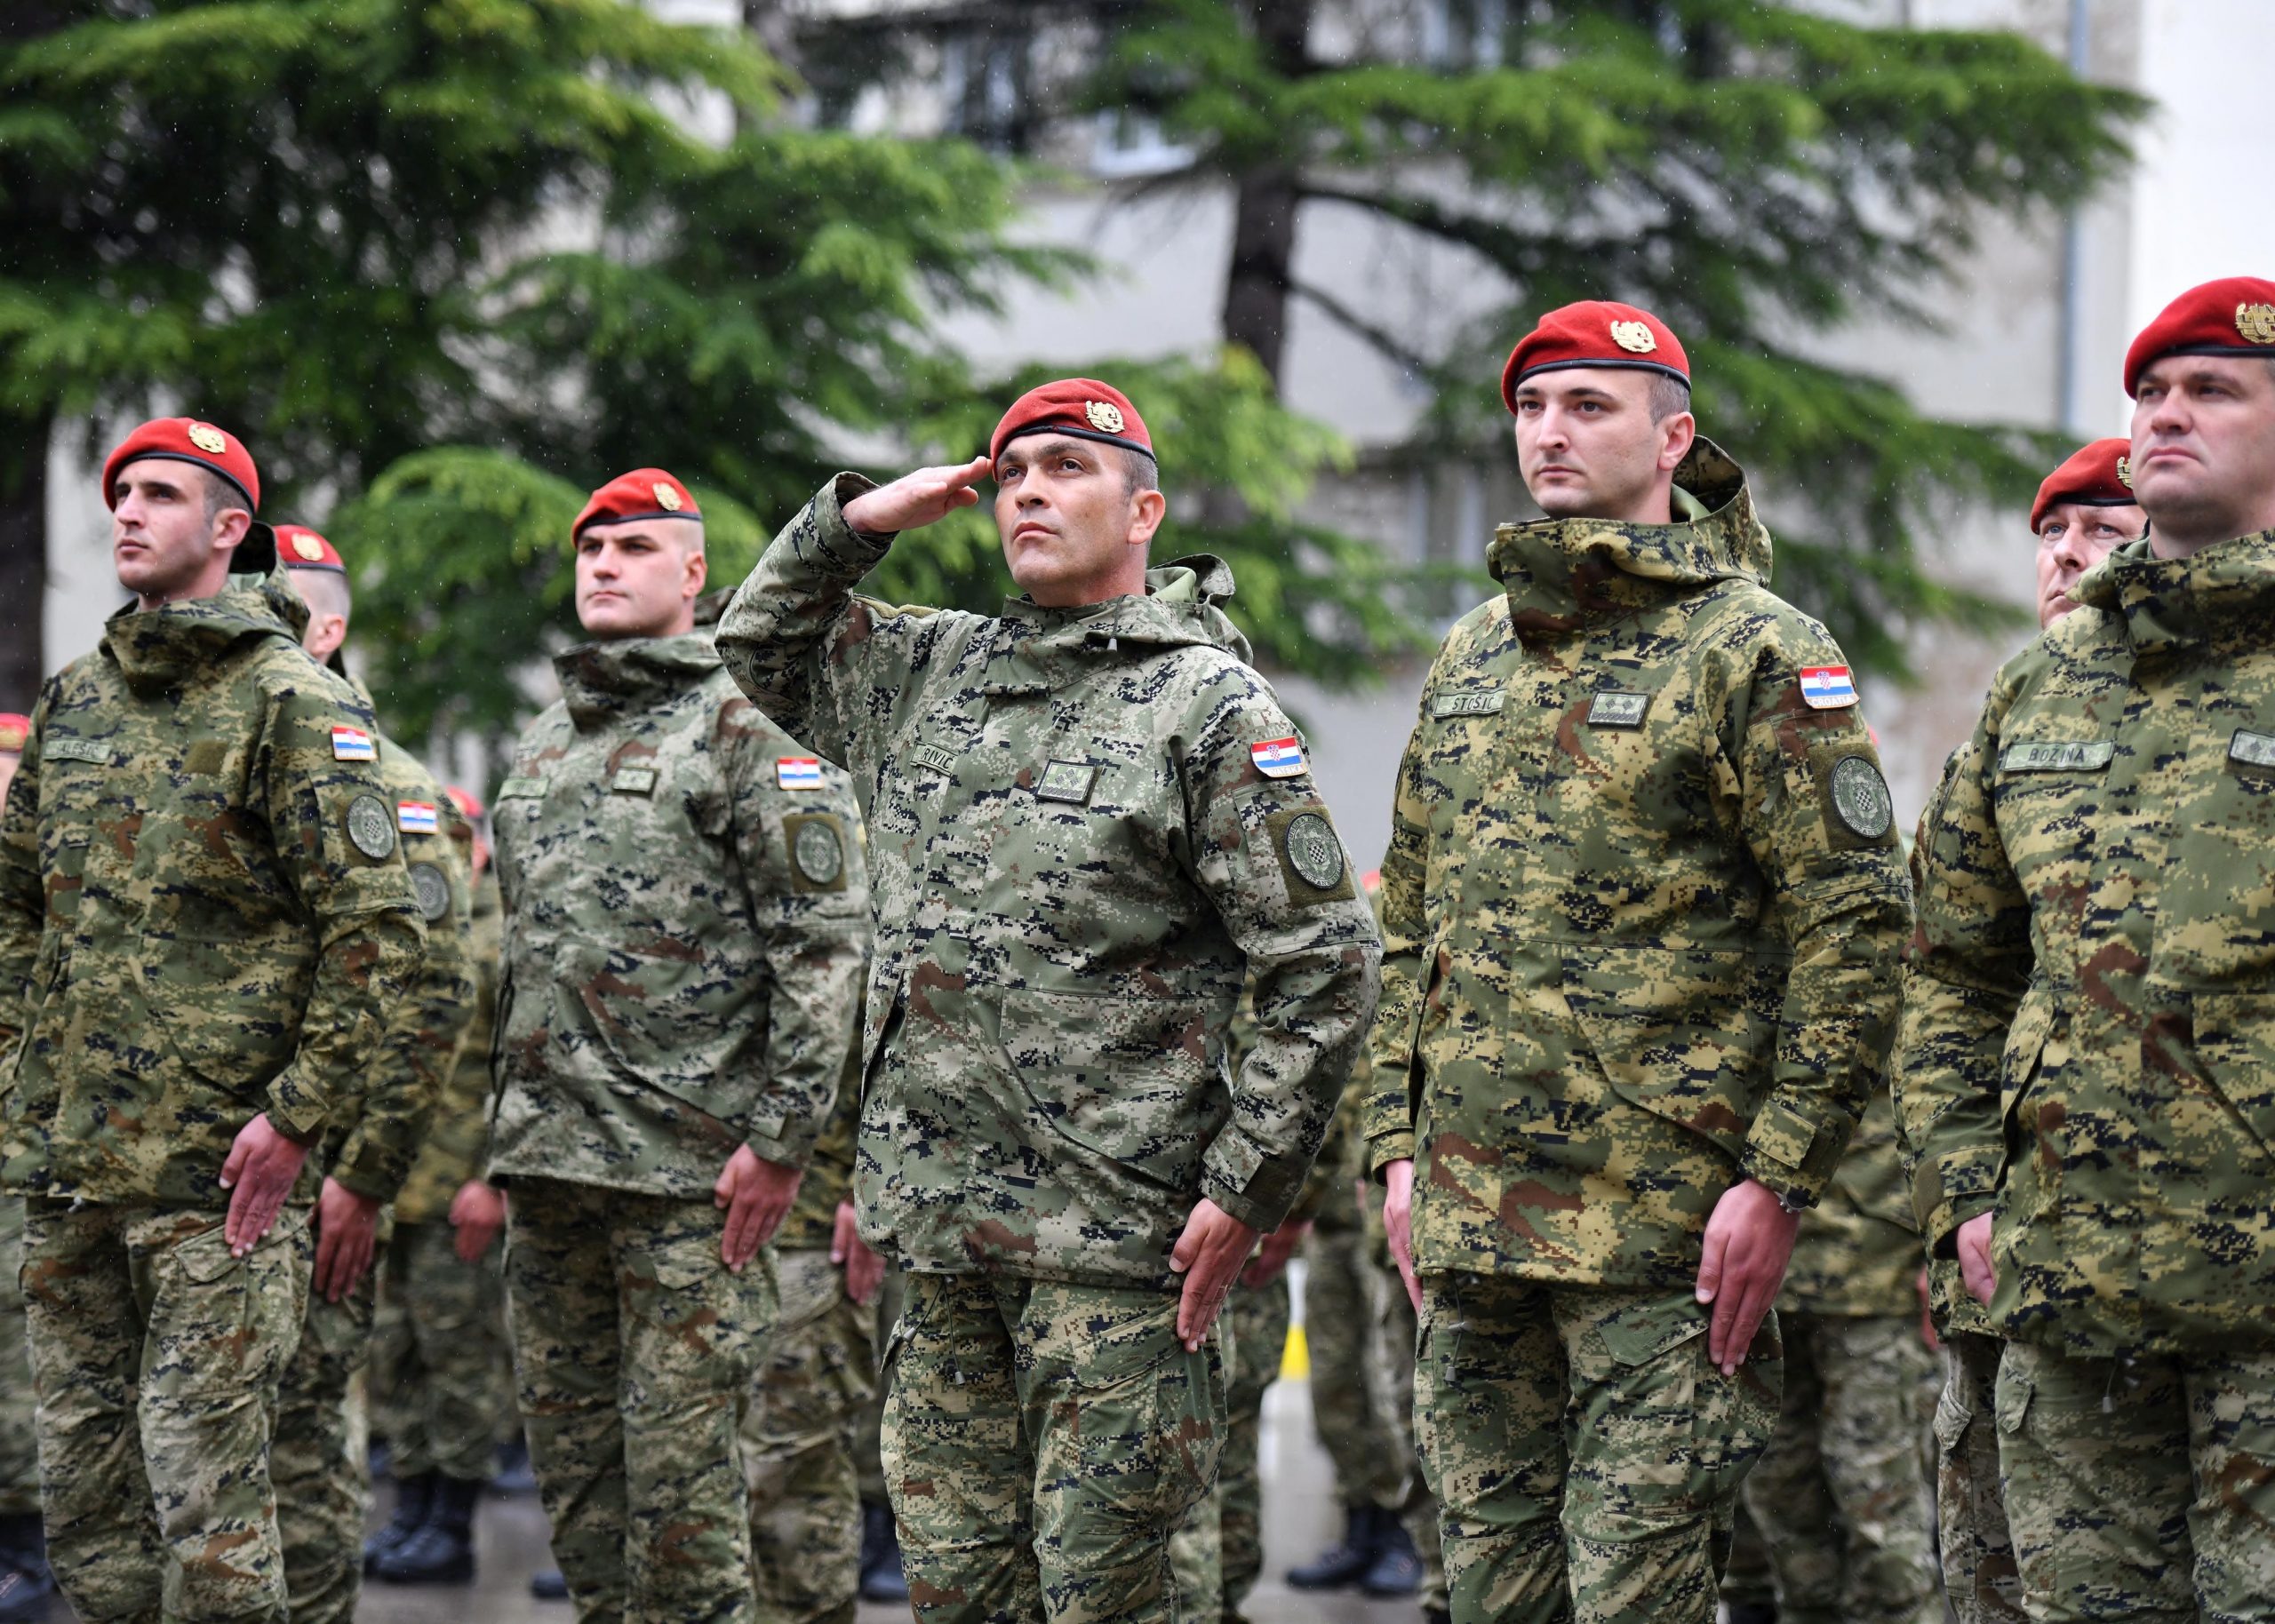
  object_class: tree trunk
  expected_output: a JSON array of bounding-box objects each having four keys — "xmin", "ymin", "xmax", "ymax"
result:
[
  {"xmin": 0, "ymin": 417, "xmax": 51, "ymax": 713},
  {"xmin": 1218, "ymin": 0, "xmax": 1313, "ymax": 387}
]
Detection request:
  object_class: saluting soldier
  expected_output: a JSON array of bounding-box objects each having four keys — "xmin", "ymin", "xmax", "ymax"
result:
[
  {"xmin": 489, "ymin": 468, "xmax": 870, "ymax": 1624},
  {"xmin": 0, "ymin": 419, "xmax": 427, "ymax": 1623},
  {"xmin": 1367, "ymin": 305, "xmax": 1912, "ymax": 1624},
  {"xmin": 1899, "ymin": 277, "xmax": 2275, "ymax": 1620},
  {"xmin": 715, "ymin": 379, "xmax": 1381, "ymax": 1624}
]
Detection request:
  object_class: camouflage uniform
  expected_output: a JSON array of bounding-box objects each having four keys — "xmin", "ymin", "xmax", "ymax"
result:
[
  {"xmin": 491, "ymin": 615, "xmax": 870, "ymax": 1624},
  {"xmin": 0, "ymin": 558, "xmax": 426, "ymax": 1623},
  {"xmin": 1303, "ymin": 1077, "xmax": 1407, "ymax": 1523},
  {"xmin": 275, "ymin": 739, "xmax": 477, "ymax": 1624},
  {"xmin": 1168, "ymin": 1276, "xmax": 1289, "ymax": 1622},
  {"xmin": 716, "ymin": 475, "xmax": 1382, "ymax": 1624},
  {"xmin": 1364, "ymin": 442, "xmax": 1912, "ymax": 1624},
  {"xmin": 1737, "ymin": 1088, "xmax": 1940, "ymax": 1624},
  {"xmin": 1898, "ymin": 530, "xmax": 2275, "ymax": 1621},
  {"xmin": 1364, "ymin": 1182, "xmax": 1445, "ymax": 1612},
  {"xmin": 0, "ymin": 1200, "xmax": 34, "ymax": 1520}
]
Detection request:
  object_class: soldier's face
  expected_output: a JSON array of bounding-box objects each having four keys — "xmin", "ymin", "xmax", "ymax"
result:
[
  {"xmin": 1512, "ymin": 370, "xmax": 1691, "ymax": 522},
  {"xmin": 2034, "ymin": 501, "xmax": 2143, "ymax": 627},
  {"xmin": 993, "ymin": 434, "xmax": 1165, "ymax": 607},
  {"xmin": 2131, "ymin": 355, "xmax": 2275, "ymax": 552},
  {"xmin": 110, "ymin": 464, "xmax": 246, "ymax": 602},
  {"xmin": 574, "ymin": 519, "xmax": 706, "ymax": 640}
]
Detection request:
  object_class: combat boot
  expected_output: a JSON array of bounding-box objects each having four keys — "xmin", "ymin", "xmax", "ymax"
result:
[
  {"xmin": 0, "ymin": 1514, "xmax": 53, "ymax": 1623},
  {"xmin": 1359, "ymin": 1517, "xmax": 1422, "ymax": 1596},
  {"xmin": 364, "ymin": 1470, "xmax": 435, "ymax": 1572},
  {"xmin": 1286, "ymin": 1503, "xmax": 1385, "ymax": 1590},
  {"xmin": 372, "ymin": 1473, "xmax": 479, "ymax": 1585},
  {"xmin": 858, "ymin": 1499, "xmax": 908, "ymax": 1603}
]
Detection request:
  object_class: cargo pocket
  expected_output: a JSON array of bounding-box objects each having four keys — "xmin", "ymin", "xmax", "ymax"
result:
[
  {"xmin": 149, "ymin": 1214, "xmax": 300, "ymax": 1398},
  {"xmin": 1059, "ymin": 1306, "xmax": 1224, "ymax": 1545}
]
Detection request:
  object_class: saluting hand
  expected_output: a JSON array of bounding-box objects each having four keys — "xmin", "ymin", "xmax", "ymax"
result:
[
  {"xmin": 715, "ymin": 1145, "xmax": 802, "ymax": 1272},
  {"xmin": 1169, "ymin": 1198, "xmax": 1261, "ymax": 1352},
  {"xmin": 219, "ymin": 1114, "xmax": 311, "ymax": 1257},
  {"xmin": 832, "ymin": 1199, "xmax": 884, "ymax": 1307},
  {"xmin": 1696, "ymin": 1178, "xmax": 1800, "ymax": 1375},
  {"xmin": 841, "ymin": 456, "xmax": 994, "ymax": 537}
]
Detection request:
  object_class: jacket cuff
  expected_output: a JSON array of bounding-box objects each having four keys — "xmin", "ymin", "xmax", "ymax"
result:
[
  {"xmin": 1201, "ymin": 1127, "xmax": 1297, "ymax": 1235},
  {"xmin": 816, "ymin": 474, "xmax": 893, "ymax": 569},
  {"xmin": 743, "ymin": 1099, "xmax": 820, "ymax": 1168},
  {"xmin": 1921, "ymin": 1149, "xmax": 2001, "ymax": 1256},
  {"xmin": 1738, "ymin": 1095, "xmax": 1843, "ymax": 1207},
  {"xmin": 1366, "ymin": 1128, "xmax": 1417, "ymax": 1182},
  {"xmin": 264, "ymin": 1071, "xmax": 330, "ymax": 1146}
]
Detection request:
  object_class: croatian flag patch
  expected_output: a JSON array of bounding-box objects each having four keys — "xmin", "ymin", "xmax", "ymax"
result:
[
  {"xmin": 331, "ymin": 725, "xmax": 376, "ymax": 761},
  {"xmin": 396, "ymin": 800, "xmax": 439, "ymax": 834},
  {"xmin": 776, "ymin": 757, "xmax": 824, "ymax": 791},
  {"xmin": 1251, "ymin": 737, "xmax": 1307, "ymax": 779},
  {"xmin": 1799, "ymin": 667, "xmax": 1858, "ymax": 711}
]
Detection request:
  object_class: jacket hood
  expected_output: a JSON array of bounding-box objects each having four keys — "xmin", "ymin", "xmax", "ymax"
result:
[
  {"xmin": 986, "ymin": 553, "xmax": 1252, "ymax": 693},
  {"xmin": 100, "ymin": 553, "xmax": 310, "ymax": 689},
  {"xmin": 2070, "ymin": 528, "xmax": 2275, "ymax": 658},
  {"xmin": 553, "ymin": 630, "xmax": 722, "ymax": 727},
  {"xmin": 1488, "ymin": 437, "xmax": 1772, "ymax": 635}
]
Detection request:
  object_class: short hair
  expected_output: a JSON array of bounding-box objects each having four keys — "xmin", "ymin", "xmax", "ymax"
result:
[
  {"xmin": 1118, "ymin": 445, "xmax": 1160, "ymax": 501},
  {"xmin": 1648, "ymin": 373, "xmax": 1692, "ymax": 424},
  {"xmin": 288, "ymin": 565, "xmax": 352, "ymax": 628}
]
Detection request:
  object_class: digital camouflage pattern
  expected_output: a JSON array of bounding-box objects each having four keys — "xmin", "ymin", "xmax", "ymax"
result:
[
  {"xmin": 1305, "ymin": 1216, "xmax": 1407, "ymax": 1517},
  {"xmin": 1934, "ymin": 1332, "xmax": 2023, "ymax": 1624},
  {"xmin": 24, "ymin": 1200, "xmax": 312, "ymax": 1623},
  {"xmin": 1780, "ymin": 1088, "xmax": 1920, "ymax": 1318},
  {"xmin": 275, "ymin": 1248, "xmax": 381, "ymax": 1624},
  {"xmin": 507, "ymin": 1178, "xmax": 777, "ymax": 1624},
  {"xmin": 881, "ymin": 1274, "xmax": 1224, "ymax": 1624},
  {"xmin": 1366, "ymin": 1186, "xmax": 1445, "ymax": 1614},
  {"xmin": 0, "ymin": 1199, "xmax": 33, "ymax": 1517},
  {"xmin": 1898, "ymin": 529, "xmax": 2275, "ymax": 1355},
  {"xmin": 1169, "ymin": 1273, "xmax": 1290, "ymax": 1621},
  {"xmin": 1737, "ymin": 1312, "xmax": 1940, "ymax": 1624},
  {"xmin": 715, "ymin": 475, "xmax": 1381, "ymax": 1286},
  {"xmin": 0, "ymin": 560, "xmax": 427, "ymax": 1198},
  {"xmin": 488, "ymin": 619, "xmax": 869, "ymax": 1197},
  {"xmin": 372, "ymin": 1219, "xmax": 511, "ymax": 1484},
  {"xmin": 394, "ymin": 864, "xmax": 501, "ymax": 1224},
  {"xmin": 1365, "ymin": 441, "xmax": 1910, "ymax": 1286}
]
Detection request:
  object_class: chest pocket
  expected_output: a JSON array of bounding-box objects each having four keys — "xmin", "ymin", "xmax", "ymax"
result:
[
  {"xmin": 1546, "ymin": 676, "xmax": 1710, "ymax": 853},
  {"xmin": 1992, "ymin": 736, "xmax": 2116, "ymax": 895}
]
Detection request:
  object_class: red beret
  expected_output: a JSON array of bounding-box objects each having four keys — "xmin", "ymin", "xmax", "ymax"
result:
[
  {"xmin": 2123, "ymin": 276, "xmax": 2275, "ymax": 395},
  {"xmin": 989, "ymin": 379, "xmax": 1154, "ymax": 466},
  {"xmin": 1502, "ymin": 301, "xmax": 1689, "ymax": 412},
  {"xmin": 275, "ymin": 524, "xmax": 346, "ymax": 573},
  {"xmin": 0, "ymin": 714, "xmax": 28, "ymax": 754},
  {"xmin": 102, "ymin": 417, "xmax": 259, "ymax": 513},
  {"xmin": 2030, "ymin": 439, "xmax": 2138, "ymax": 532},
  {"xmin": 443, "ymin": 784, "xmax": 485, "ymax": 821},
  {"xmin": 573, "ymin": 468, "xmax": 699, "ymax": 541}
]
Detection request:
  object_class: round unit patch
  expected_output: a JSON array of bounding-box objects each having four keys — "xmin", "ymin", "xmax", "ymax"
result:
[
  {"xmin": 1829, "ymin": 755, "xmax": 1894, "ymax": 840},
  {"xmin": 793, "ymin": 819, "xmax": 844, "ymax": 887},
  {"xmin": 1283, "ymin": 812, "xmax": 1345, "ymax": 891},
  {"xmin": 410, "ymin": 862, "xmax": 451, "ymax": 923},
  {"xmin": 346, "ymin": 793, "xmax": 397, "ymax": 860}
]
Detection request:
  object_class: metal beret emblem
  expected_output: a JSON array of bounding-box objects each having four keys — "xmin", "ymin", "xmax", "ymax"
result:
[
  {"xmin": 793, "ymin": 819, "xmax": 843, "ymax": 886},
  {"xmin": 1283, "ymin": 812, "xmax": 1345, "ymax": 891},
  {"xmin": 291, "ymin": 533, "xmax": 326, "ymax": 561},
  {"xmin": 410, "ymin": 862, "xmax": 451, "ymax": 922},
  {"xmin": 1829, "ymin": 755, "xmax": 1894, "ymax": 840},
  {"xmin": 187, "ymin": 423, "xmax": 228, "ymax": 454},
  {"xmin": 346, "ymin": 793, "xmax": 397, "ymax": 861},
  {"xmin": 2116, "ymin": 455, "xmax": 2132, "ymax": 489},
  {"xmin": 654, "ymin": 482, "xmax": 683, "ymax": 512},
  {"xmin": 2236, "ymin": 303, "xmax": 2275, "ymax": 345},
  {"xmin": 1084, "ymin": 400, "xmax": 1125, "ymax": 434},
  {"xmin": 1608, "ymin": 320, "xmax": 1657, "ymax": 354}
]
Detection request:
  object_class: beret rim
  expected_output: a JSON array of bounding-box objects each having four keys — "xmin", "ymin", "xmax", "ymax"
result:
[
  {"xmin": 994, "ymin": 421, "xmax": 1159, "ymax": 464},
  {"xmin": 573, "ymin": 506, "xmax": 705, "ymax": 538},
  {"xmin": 112, "ymin": 450, "xmax": 256, "ymax": 512},
  {"xmin": 1507, "ymin": 355, "xmax": 1694, "ymax": 388}
]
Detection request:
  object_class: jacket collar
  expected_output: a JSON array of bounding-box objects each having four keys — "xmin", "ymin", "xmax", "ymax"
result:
[
  {"xmin": 99, "ymin": 558, "xmax": 308, "ymax": 689},
  {"xmin": 552, "ymin": 632, "xmax": 721, "ymax": 727},
  {"xmin": 985, "ymin": 554, "xmax": 1251, "ymax": 696}
]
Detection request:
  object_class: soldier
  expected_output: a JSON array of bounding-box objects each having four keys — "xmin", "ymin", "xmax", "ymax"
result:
[
  {"xmin": 0, "ymin": 418, "xmax": 426, "ymax": 1622},
  {"xmin": 1367, "ymin": 304, "xmax": 1912, "ymax": 1624},
  {"xmin": 1916, "ymin": 435, "xmax": 2142, "ymax": 1624},
  {"xmin": 267, "ymin": 526, "xmax": 479, "ymax": 1624},
  {"xmin": 1898, "ymin": 276, "xmax": 2275, "ymax": 1620},
  {"xmin": 0, "ymin": 720, "xmax": 46, "ymax": 1624},
  {"xmin": 490, "ymin": 467, "xmax": 870, "ymax": 1623},
  {"xmin": 367, "ymin": 782, "xmax": 515, "ymax": 1588},
  {"xmin": 715, "ymin": 378, "xmax": 1382, "ymax": 1624}
]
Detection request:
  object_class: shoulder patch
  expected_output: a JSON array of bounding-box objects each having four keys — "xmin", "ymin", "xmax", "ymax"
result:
[
  {"xmin": 496, "ymin": 775, "xmax": 545, "ymax": 801},
  {"xmin": 331, "ymin": 725, "xmax": 377, "ymax": 761},
  {"xmin": 397, "ymin": 800, "xmax": 439, "ymax": 834},
  {"xmin": 1265, "ymin": 806, "xmax": 1356, "ymax": 904},
  {"xmin": 783, "ymin": 812, "xmax": 849, "ymax": 894},
  {"xmin": 1827, "ymin": 755, "xmax": 1895, "ymax": 842},
  {"xmin": 776, "ymin": 756, "xmax": 824, "ymax": 791},
  {"xmin": 346, "ymin": 793, "xmax": 396, "ymax": 860},
  {"xmin": 1250, "ymin": 736, "xmax": 1307, "ymax": 779},
  {"xmin": 409, "ymin": 862, "xmax": 451, "ymax": 922},
  {"xmin": 1798, "ymin": 666, "xmax": 1857, "ymax": 711}
]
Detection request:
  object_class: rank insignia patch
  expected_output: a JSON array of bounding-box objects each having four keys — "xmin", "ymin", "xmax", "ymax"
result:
[
  {"xmin": 1799, "ymin": 666, "xmax": 1858, "ymax": 710},
  {"xmin": 610, "ymin": 767, "xmax": 657, "ymax": 796},
  {"xmin": 1251, "ymin": 737, "xmax": 1307, "ymax": 778},
  {"xmin": 1587, "ymin": 691, "xmax": 1651, "ymax": 728},
  {"xmin": 777, "ymin": 757, "xmax": 823, "ymax": 791},
  {"xmin": 396, "ymin": 800, "xmax": 439, "ymax": 834},
  {"xmin": 1035, "ymin": 760, "xmax": 1098, "ymax": 804},
  {"xmin": 331, "ymin": 725, "xmax": 376, "ymax": 761}
]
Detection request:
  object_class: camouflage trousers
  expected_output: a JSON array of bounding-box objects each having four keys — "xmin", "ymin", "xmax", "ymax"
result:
[
  {"xmin": 1371, "ymin": 1215, "xmax": 1443, "ymax": 1611},
  {"xmin": 882, "ymin": 1272, "xmax": 1226, "ymax": 1624},
  {"xmin": 1936, "ymin": 1332, "xmax": 2023, "ymax": 1624},
  {"xmin": 855, "ymin": 1269, "xmax": 903, "ymax": 1505},
  {"xmin": 371, "ymin": 1219, "xmax": 512, "ymax": 1484},
  {"xmin": 22, "ymin": 1198, "xmax": 311, "ymax": 1624},
  {"xmin": 743, "ymin": 1247, "xmax": 878, "ymax": 1624},
  {"xmin": 1168, "ymin": 1275, "xmax": 1289, "ymax": 1621},
  {"xmin": 1415, "ymin": 1274, "xmax": 1781, "ymax": 1624},
  {"xmin": 1997, "ymin": 1338, "xmax": 2275, "ymax": 1622},
  {"xmin": 1303, "ymin": 1225, "xmax": 1406, "ymax": 1514},
  {"xmin": 0, "ymin": 1198, "xmax": 39, "ymax": 1516},
  {"xmin": 274, "ymin": 1235, "xmax": 381, "ymax": 1624},
  {"xmin": 505, "ymin": 1178, "xmax": 776, "ymax": 1624},
  {"xmin": 1737, "ymin": 1311, "xmax": 1940, "ymax": 1624}
]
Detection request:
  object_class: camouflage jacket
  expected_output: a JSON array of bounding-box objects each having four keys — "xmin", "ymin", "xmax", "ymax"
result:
[
  {"xmin": 777, "ymin": 1058, "xmax": 858, "ymax": 1253},
  {"xmin": 0, "ymin": 561, "xmax": 427, "ymax": 1206},
  {"xmin": 1898, "ymin": 529, "xmax": 2275, "ymax": 1356},
  {"xmin": 1364, "ymin": 441, "xmax": 1912, "ymax": 1289},
  {"xmin": 488, "ymin": 627, "xmax": 869, "ymax": 1199},
  {"xmin": 715, "ymin": 476, "xmax": 1382, "ymax": 1288},
  {"xmin": 1781, "ymin": 1086, "xmax": 1922, "ymax": 1318},
  {"xmin": 396, "ymin": 868, "xmax": 499, "ymax": 1225}
]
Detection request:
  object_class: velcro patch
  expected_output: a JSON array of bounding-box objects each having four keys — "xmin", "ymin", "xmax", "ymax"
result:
[
  {"xmin": 1586, "ymin": 691, "xmax": 1651, "ymax": 729},
  {"xmin": 2230, "ymin": 730, "xmax": 2275, "ymax": 771},
  {"xmin": 397, "ymin": 800, "xmax": 439, "ymax": 834},
  {"xmin": 2000, "ymin": 739, "xmax": 2115, "ymax": 774},
  {"xmin": 1431, "ymin": 690, "xmax": 1505, "ymax": 719},
  {"xmin": 1827, "ymin": 755, "xmax": 1895, "ymax": 842},
  {"xmin": 1799, "ymin": 666, "xmax": 1857, "ymax": 710},
  {"xmin": 910, "ymin": 744, "xmax": 958, "ymax": 777},
  {"xmin": 1251, "ymin": 736, "xmax": 1307, "ymax": 778},
  {"xmin": 331, "ymin": 725, "xmax": 376, "ymax": 761},
  {"xmin": 776, "ymin": 756, "xmax": 823, "ymax": 791},
  {"xmin": 496, "ymin": 776, "xmax": 545, "ymax": 801},
  {"xmin": 1034, "ymin": 760, "xmax": 1097, "ymax": 804},
  {"xmin": 1265, "ymin": 807, "xmax": 1355, "ymax": 904},
  {"xmin": 783, "ymin": 812, "xmax": 849, "ymax": 893},
  {"xmin": 410, "ymin": 862, "xmax": 451, "ymax": 922},
  {"xmin": 44, "ymin": 736, "xmax": 108, "ymax": 766},
  {"xmin": 610, "ymin": 767, "xmax": 657, "ymax": 796},
  {"xmin": 345, "ymin": 793, "xmax": 395, "ymax": 861}
]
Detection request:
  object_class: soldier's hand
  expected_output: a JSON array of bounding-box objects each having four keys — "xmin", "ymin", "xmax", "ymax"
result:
[
  {"xmin": 1696, "ymin": 1179, "xmax": 1800, "ymax": 1375},
  {"xmin": 1957, "ymin": 1211, "xmax": 1997, "ymax": 1307},
  {"xmin": 219, "ymin": 1113, "xmax": 312, "ymax": 1257},
  {"xmin": 315, "ymin": 1177, "xmax": 382, "ymax": 1302},
  {"xmin": 716, "ymin": 1145, "xmax": 802, "ymax": 1272},
  {"xmin": 450, "ymin": 1179, "xmax": 507, "ymax": 1264},
  {"xmin": 1382, "ymin": 1158, "xmax": 1422, "ymax": 1313},
  {"xmin": 1917, "ymin": 1266, "xmax": 1941, "ymax": 1352},
  {"xmin": 1240, "ymin": 1218, "xmax": 1311, "ymax": 1290},
  {"xmin": 1169, "ymin": 1198, "xmax": 1260, "ymax": 1351},
  {"xmin": 841, "ymin": 456, "xmax": 993, "ymax": 537},
  {"xmin": 832, "ymin": 1199, "xmax": 885, "ymax": 1306}
]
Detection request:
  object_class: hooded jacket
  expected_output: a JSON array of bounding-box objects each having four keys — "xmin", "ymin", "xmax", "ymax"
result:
[
  {"xmin": 1365, "ymin": 440, "xmax": 1911, "ymax": 1290},
  {"xmin": 716, "ymin": 476, "xmax": 1382, "ymax": 1288},
  {"xmin": 0, "ymin": 554, "xmax": 427, "ymax": 1206}
]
